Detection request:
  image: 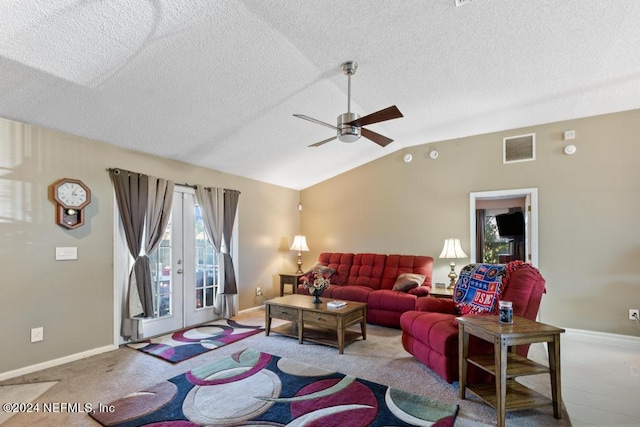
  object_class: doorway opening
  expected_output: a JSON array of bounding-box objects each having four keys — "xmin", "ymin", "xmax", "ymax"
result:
[{"xmin": 469, "ymin": 188, "xmax": 538, "ymax": 267}]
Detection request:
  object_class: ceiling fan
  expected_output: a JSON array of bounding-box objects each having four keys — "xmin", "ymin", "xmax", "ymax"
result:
[{"xmin": 294, "ymin": 61, "xmax": 403, "ymax": 148}]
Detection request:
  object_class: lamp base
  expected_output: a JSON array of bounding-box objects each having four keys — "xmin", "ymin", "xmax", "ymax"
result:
[
  {"xmin": 447, "ymin": 261, "xmax": 457, "ymax": 289},
  {"xmin": 295, "ymin": 253, "xmax": 303, "ymax": 274}
]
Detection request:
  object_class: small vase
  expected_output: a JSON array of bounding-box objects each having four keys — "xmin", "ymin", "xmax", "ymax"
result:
[{"xmin": 310, "ymin": 288, "xmax": 323, "ymax": 304}]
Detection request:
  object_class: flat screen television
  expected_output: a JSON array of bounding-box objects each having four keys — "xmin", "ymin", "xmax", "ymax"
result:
[{"xmin": 495, "ymin": 212, "xmax": 525, "ymax": 240}]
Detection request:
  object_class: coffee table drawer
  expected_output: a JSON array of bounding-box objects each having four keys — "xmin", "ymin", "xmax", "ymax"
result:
[
  {"xmin": 343, "ymin": 309, "xmax": 364, "ymax": 325},
  {"xmin": 303, "ymin": 311, "xmax": 338, "ymax": 327},
  {"xmin": 270, "ymin": 305, "xmax": 299, "ymax": 321}
]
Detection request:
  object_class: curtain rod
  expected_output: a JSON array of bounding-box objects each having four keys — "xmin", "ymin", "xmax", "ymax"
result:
[{"xmin": 106, "ymin": 168, "xmax": 240, "ymax": 194}]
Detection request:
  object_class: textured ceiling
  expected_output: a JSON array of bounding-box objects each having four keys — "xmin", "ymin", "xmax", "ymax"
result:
[{"xmin": 1, "ymin": 1, "xmax": 639, "ymax": 189}]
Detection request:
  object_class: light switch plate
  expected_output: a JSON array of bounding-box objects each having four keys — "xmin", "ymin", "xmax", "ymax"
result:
[
  {"xmin": 31, "ymin": 327, "xmax": 44, "ymax": 343},
  {"xmin": 56, "ymin": 247, "xmax": 78, "ymax": 260}
]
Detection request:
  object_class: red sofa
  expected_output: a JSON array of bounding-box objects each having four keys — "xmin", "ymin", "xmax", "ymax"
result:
[
  {"xmin": 296, "ymin": 252, "xmax": 434, "ymax": 328},
  {"xmin": 399, "ymin": 262, "xmax": 546, "ymax": 383}
]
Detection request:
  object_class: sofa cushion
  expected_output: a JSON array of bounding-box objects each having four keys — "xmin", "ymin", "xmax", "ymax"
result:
[
  {"xmin": 348, "ymin": 253, "xmax": 387, "ymax": 289},
  {"xmin": 408, "ymin": 286, "xmax": 430, "ymax": 297},
  {"xmin": 325, "ymin": 285, "xmax": 372, "ymax": 303},
  {"xmin": 317, "ymin": 253, "xmax": 354, "ymax": 285},
  {"xmin": 454, "ymin": 263, "xmax": 506, "ymax": 315},
  {"xmin": 392, "ymin": 273, "xmax": 426, "ymax": 292},
  {"xmin": 367, "ymin": 289, "xmax": 418, "ymax": 313},
  {"xmin": 381, "ymin": 255, "xmax": 433, "ymax": 290}
]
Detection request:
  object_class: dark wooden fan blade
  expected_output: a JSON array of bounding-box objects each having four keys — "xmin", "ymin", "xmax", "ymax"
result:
[
  {"xmin": 347, "ymin": 105, "xmax": 403, "ymax": 127},
  {"xmin": 361, "ymin": 128, "xmax": 393, "ymax": 147},
  {"xmin": 293, "ymin": 114, "xmax": 339, "ymax": 131},
  {"xmin": 309, "ymin": 136, "xmax": 337, "ymax": 147}
]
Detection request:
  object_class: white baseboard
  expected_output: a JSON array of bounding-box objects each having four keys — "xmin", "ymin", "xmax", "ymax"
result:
[
  {"xmin": 564, "ymin": 327, "xmax": 640, "ymax": 351},
  {"xmin": 238, "ymin": 305, "xmax": 265, "ymax": 315},
  {"xmin": 0, "ymin": 344, "xmax": 118, "ymax": 382}
]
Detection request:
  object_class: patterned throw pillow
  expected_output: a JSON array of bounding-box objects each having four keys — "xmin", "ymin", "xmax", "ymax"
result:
[
  {"xmin": 454, "ymin": 263, "xmax": 506, "ymax": 315},
  {"xmin": 392, "ymin": 273, "xmax": 426, "ymax": 292}
]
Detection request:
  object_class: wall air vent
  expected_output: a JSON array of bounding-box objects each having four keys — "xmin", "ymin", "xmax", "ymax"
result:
[{"xmin": 503, "ymin": 133, "xmax": 535, "ymax": 164}]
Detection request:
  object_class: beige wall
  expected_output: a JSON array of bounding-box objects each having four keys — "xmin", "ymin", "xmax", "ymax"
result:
[
  {"xmin": 0, "ymin": 118, "xmax": 300, "ymax": 374},
  {"xmin": 301, "ymin": 109, "xmax": 640, "ymax": 337}
]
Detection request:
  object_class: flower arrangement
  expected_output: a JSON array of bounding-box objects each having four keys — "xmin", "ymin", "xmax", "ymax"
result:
[{"xmin": 302, "ymin": 269, "xmax": 331, "ymax": 293}]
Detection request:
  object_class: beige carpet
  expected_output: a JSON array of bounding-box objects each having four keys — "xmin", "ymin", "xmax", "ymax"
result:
[{"xmin": 0, "ymin": 308, "xmax": 572, "ymax": 426}]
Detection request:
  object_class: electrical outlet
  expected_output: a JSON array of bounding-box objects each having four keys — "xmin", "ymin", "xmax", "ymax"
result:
[
  {"xmin": 256, "ymin": 287, "xmax": 262, "ymax": 296},
  {"xmin": 629, "ymin": 309, "xmax": 639, "ymax": 320},
  {"xmin": 31, "ymin": 327, "xmax": 44, "ymax": 343}
]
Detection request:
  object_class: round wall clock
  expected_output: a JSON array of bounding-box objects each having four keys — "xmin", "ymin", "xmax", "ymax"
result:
[{"xmin": 51, "ymin": 178, "xmax": 91, "ymax": 229}]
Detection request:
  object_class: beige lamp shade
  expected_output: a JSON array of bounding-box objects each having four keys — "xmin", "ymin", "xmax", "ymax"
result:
[
  {"xmin": 290, "ymin": 235, "xmax": 309, "ymax": 273},
  {"xmin": 439, "ymin": 238, "xmax": 467, "ymax": 289},
  {"xmin": 290, "ymin": 235, "xmax": 310, "ymax": 252},
  {"xmin": 439, "ymin": 238, "xmax": 467, "ymax": 259}
]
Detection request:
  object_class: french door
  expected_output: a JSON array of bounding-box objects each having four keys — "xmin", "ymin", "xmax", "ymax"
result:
[{"xmin": 141, "ymin": 187, "xmax": 219, "ymax": 338}]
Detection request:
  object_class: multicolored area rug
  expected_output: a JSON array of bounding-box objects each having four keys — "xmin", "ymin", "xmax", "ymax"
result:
[
  {"xmin": 127, "ymin": 319, "xmax": 263, "ymax": 363},
  {"xmin": 90, "ymin": 348, "xmax": 458, "ymax": 427}
]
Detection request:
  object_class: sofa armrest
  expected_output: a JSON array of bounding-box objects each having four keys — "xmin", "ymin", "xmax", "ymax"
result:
[{"xmin": 415, "ymin": 296, "xmax": 457, "ymax": 314}]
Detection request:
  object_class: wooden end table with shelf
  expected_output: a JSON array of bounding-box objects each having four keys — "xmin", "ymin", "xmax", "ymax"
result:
[
  {"xmin": 265, "ymin": 294, "xmax": 367, "ymax": 354},
  {"xmin": 429, "ymin": 286, "xmax": 454, "ymax": 299},
  {"xmin": 278, "ymin": 273, "xmax": 303, "ymax": 296},
  {"xmin": 457, "ymin": 315, "xmax": 564, "ymax": 427}
]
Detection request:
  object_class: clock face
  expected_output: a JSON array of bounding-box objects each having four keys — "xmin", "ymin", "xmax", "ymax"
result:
[{"xmin": 56, "ymin": 181, "xmax": 88, "ymax": 208}]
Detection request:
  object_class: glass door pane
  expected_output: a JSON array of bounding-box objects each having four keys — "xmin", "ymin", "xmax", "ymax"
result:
[
  {"xmin": 185, "ymin": 197, "xmax": 218, "ymax": 327},
  {"xmin": 150, "ymin": 229, "xmax": 172, "ymax": 317}
]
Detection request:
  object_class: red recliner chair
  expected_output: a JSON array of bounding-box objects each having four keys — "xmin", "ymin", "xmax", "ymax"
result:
[{"xmin": 400, "ymin": 261, "xmax": 546, "ymax": 383}]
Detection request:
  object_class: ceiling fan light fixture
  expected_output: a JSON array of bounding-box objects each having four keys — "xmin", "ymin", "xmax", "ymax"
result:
[{"xmin": 338, "ymin": 132, "xmax": 360, "ymax": 143}]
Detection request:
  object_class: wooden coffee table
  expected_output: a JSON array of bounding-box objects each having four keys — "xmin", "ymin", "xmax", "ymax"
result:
[
  {"xmin": 265, "ymin": 294, "xmax": 367, "ymax": 354},
  {"xmin": 457, "ymin": 315, "xmax": 564, "ymax": 427}
]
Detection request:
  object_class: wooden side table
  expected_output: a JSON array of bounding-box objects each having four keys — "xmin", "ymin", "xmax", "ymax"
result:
[
  {"xmin": 429, "ymin": 287, "xmax": 454, "ymax": 299},
  {"xmin": 457, "ymin": 315, "xmax": 564, "ymax": 427},
  {"xmin": 279, "ymin": 273, "xmax": 303, "ymax": 297}
]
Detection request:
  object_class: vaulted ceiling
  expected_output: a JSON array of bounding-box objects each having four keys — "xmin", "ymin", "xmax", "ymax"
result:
[{"xmin": 2, "ymin": 1, "xmax": 639, "ymax": 189}]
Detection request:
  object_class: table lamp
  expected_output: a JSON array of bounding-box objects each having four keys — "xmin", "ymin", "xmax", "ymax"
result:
[
  {"xmin": 290, "ymin": 235, "xmax": 310, "ymax": 274},
  {"xmin": 439, "ymin": 238, "xmax": 467, "ymax": 289}
]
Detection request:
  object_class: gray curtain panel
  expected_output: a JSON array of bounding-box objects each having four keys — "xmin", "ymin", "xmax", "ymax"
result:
[
  {"xmin": 195, "ymin": 186, "xmax": 240, "ymax": 318},
  {"xmin": 222, "ymin": 189, "xmax": 240, "ymax": 295},
  {"xmin": 220, "ymin": 189, "xmax": 240, "ymax": 318},
  {"xmin": 110, "ymin": 169, "xmax": 148, "ymax": 339},
  {"xmin": 194, "ymin": 186, "xmax": 223, "ymax": 254},
  {"xmin": 194, "ymin": 186, "xmax": 225, "ymax": 315},
  {"xmin": 110, "ymin": 168, "xmax": 174, "ymax": 340}
]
